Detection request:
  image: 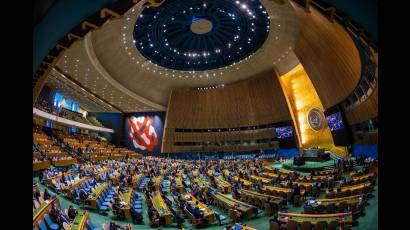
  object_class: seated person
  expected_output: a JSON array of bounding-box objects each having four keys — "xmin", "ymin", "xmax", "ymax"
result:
[
  {"xmin": 112, "ymin": 197, "xmax": 125, "ymax": 217},
  {"xmin": 43, "ymin": 188, "xmax": 52, "ymax": 200},
  {"xmin": 130, "ymin": 208, "xmax": 144, "ymax": 224},
  {"xmin": 79, "ymin": 188, "xmax": 89, "ymax": 201},
  {"xmin": 147, "ymin": 207, "xmax": 160, "ymax": 226},
  {"xmin": 49, "ymin": 203, "xmax": 70, "ymax": 226},
  {"xmin": 33, "ymin": 188, "xmax": 41, "ymax": 202},
  {"xmin": 67, "ymin": 205, "xmax": 78, "ymax": 220},
  {"xmin": 109, "ymin": 221, "xmax": 128, "ymax": 230},
  {"xmin": 186, "ymin": 203, "xmax": 203, "ymax": 218}
]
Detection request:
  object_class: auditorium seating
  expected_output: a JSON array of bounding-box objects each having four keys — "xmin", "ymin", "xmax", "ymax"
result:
[{"xmin": 33, "ymin": 126, "xmax": 377, "ymax": 230}]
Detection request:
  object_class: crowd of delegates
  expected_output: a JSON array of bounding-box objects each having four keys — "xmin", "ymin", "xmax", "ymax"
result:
[
  {"xmin": 35, "ymin": 152, "xmax": 378, "ymax": 229},
  {"xmin": 34, "ymin": 99, "xmax": 87, "ymax": 124},
  {"xmin": 33, "ymin": 186, "xmax": 54, "ymax": 209}
]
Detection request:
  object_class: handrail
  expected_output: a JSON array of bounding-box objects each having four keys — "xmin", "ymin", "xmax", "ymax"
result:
[
  {"xmin": 33, "ymin": 108, "xmax": 114, "ymax": 133},
  {"xmin": 33, "ymin": 197, "xmax": 58, "ymax": 223},
  {"xmin": 278, "ymin": 211, "xmax": 352, "ymax": 218},
  {"xmin": 317, "ymin": 194, "xmax": 362, "ymax": 202}
]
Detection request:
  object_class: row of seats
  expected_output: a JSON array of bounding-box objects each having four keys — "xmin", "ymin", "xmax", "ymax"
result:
[
  {"xmin": 71, "ymin": 178, "xmax": 99, "ymax": 203},
  {"xmin": 223, "ymin": 154, "xmax": 256, "ymax": 160},
  {"xmin": 37, "ymin": 214, "xmax": 59, "ymax": 230},
  {"xmin": 96, "ymin": 186, "xmax": 115, "ymax": 214},
  {"xmin": 131, "ymin": 192, "xmax": 143, "ymax": 215},
  {"xmin": 137, "ymin": 176, "xmax": 148, "ymax": 190}
]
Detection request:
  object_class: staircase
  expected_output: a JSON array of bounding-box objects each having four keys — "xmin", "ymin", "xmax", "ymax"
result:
[{"xmin": 323, "ymin": 151, "xmax": 358, "ymax": 170}]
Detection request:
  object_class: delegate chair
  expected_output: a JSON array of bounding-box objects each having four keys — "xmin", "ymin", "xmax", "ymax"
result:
[
  {"xmin": 38, "ymin": 220, "xmax": 48, "ymax": 230},
  {"xmin": 44, "ymin": 214, "xmax": 59, "ymax": 230},
  {"xmin": 327, "ymin": 221, "xmax": 338, "ymax": 230},
  {"xmin": 287, "ymin": 220, "xmax": 298, "ymax": 230},
  {"xmin": 269, "ymin": 221, "xmax": 280, "ymax": 230},
  {"xmin": 87, "ymin": 220, "xmax": 103, "ymax": 230},
  {"xmin": 314, "ymin": 221, "xmax": 327, "ymax": 230},
  {"xmin": 96, "ymin": 199, "xmax": 109, "ymax": 215},
  {"xmin": 301, "ymin": 221, "xmax": 312, "ymax": 230}
]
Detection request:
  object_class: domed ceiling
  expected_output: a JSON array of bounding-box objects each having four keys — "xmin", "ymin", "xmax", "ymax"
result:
[
  {"xmin": 133, "ymin": 0, "xmax": 270, "ymax": 71},
  {"xmin": 54, "ymin": 0, "xmax": 300, "ymax": 111}
]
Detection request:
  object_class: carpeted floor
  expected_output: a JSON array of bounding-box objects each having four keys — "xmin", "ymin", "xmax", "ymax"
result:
[{"xmin": 34, "ymin": 163, "xmax": 378, "ymax": 230}]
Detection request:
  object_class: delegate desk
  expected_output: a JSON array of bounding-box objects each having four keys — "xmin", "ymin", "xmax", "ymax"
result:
[
  {"xmin": 263, "ymin": 186, "xmax": 292, "ymax": 194},
  {"xmin": 70, "ymin": 211, "xmax": 89, "ymax": 230},
  {"xmin": 260, "ymin": 172, "xmax": 279, "ymax": 179},
  {"xmin": 351, "ymin": 173, "xmax": 375, "ymax": 182},
  {"xmin": 154, "ymin": 175, "xmax": 164, "ymax": 191},
  {"xmin": 184, "ymin": 193, "xmax": 215, "ymax": 224},
  {"xmin": 194, "ymin": 177, "xmax": 211, "ymax": 192},
  {"xmin": 239, "ymin": 189, "xmax": 285, "ymax": 208},
  {"xmin": 232, "ymin": 176, "xmax": 252, "ymax": 187},
  {"xmin": 278, "ymin": 212, "xmax": 353, "ymax": 225},
  {"xmin": 95, "ymin": 168, "xmax": 110, "ymax": 181},
  {"xmin": 33, "ymin": 161, "xmax": 51, "ymax": 171},
  {"xmin": 53, "ymin": 158, "xmax": 77, "ymax": 167},
  {"xmin": 263, "ymin": 165, "xmax": 275, "ymax": 172},
  {"xmin": 292, "ymin": 181, "xmax": 314, "ymax": 189},
  {"xmin": 279, "ymin": 168, "xmax": 294, "ymax": 175},
  {"xmin": 87, "ymin": 183, "xmax": 108, "ymax": 209},
  {"xmin": 47, "ymin": 152, "xmax": 69, "ymax": 158},
  {"xmin": 132, "ymin": 174, "xmax": 143, "ymax": 188},
  {"xmin": 249, "ymin": 175, "xmax": 272, "ymax": 184},
  {"xmin": 315, "ymin": 195, "xmax": 363, "ymax": 207},
  {"xmin": 213, "ymin": 192, "xmax": 256, "ymax": 218},
  {"xmin": 120, "ymin": 188, "xmax": 133, "ymax": 219},
  {"xmin": 151, "ymin": 191, "xmax": 172, "ymax": 224},
  {"xmin": 91, "ymin": 156, "xmax": 109, "ymax": 162},
  {"xmin": 174, "ymin": 176, "xmax": 184, "ymax": 194},
  {"xmin": 45, "ymin": 171, "xmax": 72, "ymax": 188},
  {"xmin": 63, "ymin": 177, "xmax": 89, "ymax": 199},
  {"xmin": 327, "ymin": 182, "xmax": 371, "ymax": 197},
  {"xmin": 215, "ymin": 176, "xmax": 232, "ymax": 193},
  {"xmin": 33, "ymin": 197, "xmax": 59, "ymax": 228}
]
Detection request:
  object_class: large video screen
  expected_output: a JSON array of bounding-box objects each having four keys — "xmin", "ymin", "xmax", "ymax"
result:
[
  {"xmin": 326, "ymin": 112, "xmax": 344, "ymax": 131},
  {"xmin": 276, "ymin": 126, "xmax": 293, "ymax": 138},
  {"xmin": 124, "ymin": 112, "xmax": 165, "ymax": 154}
]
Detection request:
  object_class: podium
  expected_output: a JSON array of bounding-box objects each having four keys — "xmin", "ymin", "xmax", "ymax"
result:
[{"xmin": 302, "ymin": 148, "xmax": 330, "ymax": 162}]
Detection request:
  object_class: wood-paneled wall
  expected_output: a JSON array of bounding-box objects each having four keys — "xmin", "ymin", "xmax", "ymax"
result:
[
  {"xmin": 291, "ymin": 1, "xmax": 362, "ymax": 109},
  {"xmin": 172, "ymin": 142, "xmax": 279, "ymax": 153},
  {"xmin": 162, "ymin": 71, "xmax": 291, "ymax": 153},
  {"xmin": 173, "ymin": 128, "xmax": 277, "ymax": 142},
  {"xmin": 353, "ymin": 132, "xmax": 378, "ymax": 145},
  {"xmin": 345, "ymin": 86, "xmax": 378, "ymax": 125}
]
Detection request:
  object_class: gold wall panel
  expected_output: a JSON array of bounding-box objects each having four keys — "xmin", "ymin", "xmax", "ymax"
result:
[{"xmin": 278, "ymin": 64, "xmax": 347, "ymax": 157}]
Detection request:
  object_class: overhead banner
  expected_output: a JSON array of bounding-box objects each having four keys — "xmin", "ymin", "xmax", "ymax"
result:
[{"xmin": 124, "ymin": 112, "xmax": 165, "ymax": 154}]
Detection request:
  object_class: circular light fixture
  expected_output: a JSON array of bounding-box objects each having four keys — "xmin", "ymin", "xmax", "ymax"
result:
[{"xmin": 190, "ymin": 18, "xmax": 213, "ymax": 34}]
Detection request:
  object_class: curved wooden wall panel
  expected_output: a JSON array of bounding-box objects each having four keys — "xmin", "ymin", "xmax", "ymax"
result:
[
  {"xmin": 172, "ymin": 143, "xmax": 279, "ymax": 153},
  {"xmin": 166, "ymin": 70, "xmax": 290, "ymax": 129},
  {"xmin": 162, "ymin": 71, "xmax": 291, "ymax": 153},
  {"xmin": 345, "ymin": 86, "xmax": 378, "ymax": 125},
  {"xmin": 173, "ymin": 128, "xmax": 277, "ymax": 142},
  {"xmin": 291, "ymin": 2, "xmax": 362, "ymax": 109}
]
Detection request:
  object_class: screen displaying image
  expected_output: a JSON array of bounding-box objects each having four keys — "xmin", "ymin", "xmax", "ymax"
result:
[
  {"xmin": 326, "ymin": 112, "xmax": 344, "ymax": 131},
  {"xmin": 276, "ymin": 126, "xmax": 293, "ymax": 138}
]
